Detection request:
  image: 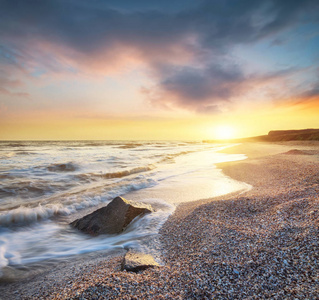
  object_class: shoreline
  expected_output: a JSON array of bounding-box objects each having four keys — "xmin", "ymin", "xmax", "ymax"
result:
[{"xmin": 1, "ymin": 141, "xmax": 319, "ymax": 299}]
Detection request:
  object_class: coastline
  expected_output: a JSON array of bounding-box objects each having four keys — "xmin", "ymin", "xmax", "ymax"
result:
[{"xmin": 1, "ymin": 141, "xmax": 319, "ymax": 299}]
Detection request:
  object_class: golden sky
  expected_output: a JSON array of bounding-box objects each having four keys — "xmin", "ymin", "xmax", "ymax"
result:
[{"xmin": 1, "ymin": 0, "xmax": 319, "ymax": 140}]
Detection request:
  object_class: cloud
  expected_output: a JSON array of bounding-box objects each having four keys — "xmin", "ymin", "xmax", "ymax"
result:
[
  {"xmin": 0, "ymin": 0, "xmax": 318, "ymax": 111},
  {"xmin": 0, "ymin": 73, "xmax": 29, "ymax": 98},
  {"xmin": 290, "ymin": 80, "xmax": 319, "ymax": 110},
  {"xmin": 2, "ymin": 0, "xmax": 317, "ymax": 54},
  {"xmin": 145, "ymin": 65, "xmax": 304, "ymax": 112},
  {"xmin": 149, "ymin": 63, "xmax": 244, "ymax": 112}
]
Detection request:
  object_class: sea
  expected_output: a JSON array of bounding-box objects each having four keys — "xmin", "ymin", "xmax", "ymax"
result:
[{"xmin": 0, "ymin": 140, "xmax": 250, "ymax": 279}]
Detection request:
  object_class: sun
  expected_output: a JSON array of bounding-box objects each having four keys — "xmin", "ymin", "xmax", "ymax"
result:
[{"xmin": 214, "ymin": 125, "xmax": 236, "ymax": 140}]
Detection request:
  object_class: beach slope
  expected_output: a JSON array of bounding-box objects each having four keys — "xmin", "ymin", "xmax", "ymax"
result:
[{"xmin": 1, "ymin": 142, "xmax": 319, "ymax": 299}]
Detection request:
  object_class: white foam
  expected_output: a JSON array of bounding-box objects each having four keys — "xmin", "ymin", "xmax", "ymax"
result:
[
  {"xmin": 0, "ymin": 141, "xmax": 250, "ymax": 276},
  {"xmin": 0, "ymin": 177, "xmax": 158, "ymax": 226},
  {"xmin": 0, "ymin": 152, "xmax": 16, "ymax": 159},
  {"xmin": 0, "ymin": 239, "xmax": 9, "ymax": 274},
  {"xmin": 125, "ymin": 148, "xmax": 250, "ymax": 204},
  {"xmin": 0, "ymin": 199, "xmax": 174, "ymax": 272},
  {"xmin": 0, "ymin": 204, "xmax": 69, "ymax": 226}
]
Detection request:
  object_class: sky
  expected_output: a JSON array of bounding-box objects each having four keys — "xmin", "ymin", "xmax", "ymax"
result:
[{"xmin": 0, "ymin": 0, "xmax": 319, "ymax": 140}]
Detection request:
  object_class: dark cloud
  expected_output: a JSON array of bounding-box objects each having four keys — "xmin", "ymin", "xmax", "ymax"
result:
[
  {"xmin": 148, "ymin": 65, "xmax": 302, "ymax": 112},
  {"xmin": 0, "ymin": 0, "xmax": 187, "ymax": 57},
  {"xmin": 156, "ymin": 64, "xmax": 244, "ymax": 110},
  {"xmin": 0, "ymin": 0, "xmax": 318, "ymax": 110},
  {"xmin": 2, "ymin": 0, "xmax": 317, "ymax": 54}
]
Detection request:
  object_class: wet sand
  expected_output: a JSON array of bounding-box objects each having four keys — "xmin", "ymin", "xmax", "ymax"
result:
[{"xmin": 1, "ymin": 141, "xmax": 319, "ymax": 299}]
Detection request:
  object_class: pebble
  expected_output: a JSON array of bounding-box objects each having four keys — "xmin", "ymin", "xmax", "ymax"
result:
[{"xmin": 1, "ymin": 143, "xmax": 319, "ymax": 299}]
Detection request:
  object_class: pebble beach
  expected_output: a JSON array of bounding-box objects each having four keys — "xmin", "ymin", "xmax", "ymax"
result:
[{"xmin": 1, "ymin": 141, "xmax": 319, "ymax": 299}]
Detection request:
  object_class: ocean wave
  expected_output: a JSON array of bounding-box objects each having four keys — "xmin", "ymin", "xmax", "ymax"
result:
[
  {"xmin": 0, "ymin": 188, "xmax": 16, "ymax": 198},
  {"xmin": 0, "ymin": 152, "xmax": 16, "ymax": 159},
  {"xmin": 101, "ymin": 166, "xmax": 155, "ymax": 179},
  {"xmin": 76, "ymin": 165, "xmax": 155, "ymax": 182},
  {"xmin": 116, "ymin": 143, "xmax": 143, "ymax": 149},
  {"xmin": 0, "ymin": 197, "xmax": 174, "ymax": 277},
  {"xmin": 0, "ymin": 204, "xmax": 71, "ymax": 226},
  {"xmin": 0, "ymin": 185, "xmax": 46, "ymax": 199},
  {"xmin": 159, "ymin": 150, "xmax": 195, "ymax": 164},
  {"xmin": 0, "ymin": 177, "xmax": 158, "ymax": 227},
  {"xmin": 0, "ymin": 181, "xmax": 53, "ymax": 199},
  {"xmin": 47, "ymin": 162, "xmax": 78, "ymax": 172},
  {"xmin": 16, "ymin": 151, "xmax": 36, "ymax": 156},
  {"xmin": 2, "ymin": 143, "xmax": 25, "ymax": 148},
  {"xmin": 0, "ymin": 174, "xmax": 14, "ymax": 180},
  {"xmin": 0, "ymin": 150, "xmax": 36, "ymax": 159}
]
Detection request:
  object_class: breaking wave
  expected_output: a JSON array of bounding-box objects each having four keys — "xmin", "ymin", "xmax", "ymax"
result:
[
  {"xmin": 116, "ymin": 143, "xmax": 143, "ymax": 149},
  {"xmin": 0, "ymin": 204, "xmax": 71, "ymax": 226},
  {"xmin": 158, "ymin": 150, "xmax": 195, "ymax": 164},
  {"xmin": 0, "ymin": 177, "xmax": 158, "ymax": 227},
  {"xmin": 76, "ymin": 165, "xmax": 155, "ymax": 182},
  {"xmin": 0, "ymin": 179, "xmax": 72, "ymax": 199},
  {"xmin": 0, "ymin": 152, "xmax": 16, "ymax": 159},
  {"xmin": 0, "ymin": 140, "xmax": 250, "ymax": 278}
]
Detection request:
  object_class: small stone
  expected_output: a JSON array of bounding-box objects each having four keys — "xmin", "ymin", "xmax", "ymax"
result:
[{"xmin": 121, "ymin": 251, "xmax": 159, "ymax": 272}]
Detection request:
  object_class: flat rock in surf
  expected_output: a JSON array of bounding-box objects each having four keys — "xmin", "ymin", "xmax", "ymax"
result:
[
  {"xmin": 70, "ymin": 196, "xmax": 153, "ymax": 235},
  {"xmin": 121, "ymin": 250, "xmax": 159, "ymax": 272}
]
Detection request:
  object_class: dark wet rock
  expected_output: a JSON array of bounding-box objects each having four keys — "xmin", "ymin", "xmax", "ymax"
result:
[
  {"xmin": 121, "ymin": 250, "xmax": 159, "ymax": 272},
  {"xmin": 70, "ymin": 196, "xmax": 153, "ymax": 235}
]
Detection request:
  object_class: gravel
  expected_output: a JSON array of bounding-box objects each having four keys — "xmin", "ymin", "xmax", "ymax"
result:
[{"xmin": 1, "ymin": 142, "xmax": 319, "ymax": 299}]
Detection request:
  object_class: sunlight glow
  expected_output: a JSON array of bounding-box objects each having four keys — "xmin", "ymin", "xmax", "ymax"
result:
[{"xmin": 214, "ymin": 125, "xmax": 235, "ymax": 140}]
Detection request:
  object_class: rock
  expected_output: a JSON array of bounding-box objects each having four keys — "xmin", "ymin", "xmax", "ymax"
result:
[
  {"xmin": 121, "ymin": 250, "xmax": 159, "ymax": 272},
  {"xmin": 283, "ymin": 149, "xmax": 308, "ymax": 155},
  {"xmin": 70, "ymin": 196, "xmax": 153, "ymax": 235}
]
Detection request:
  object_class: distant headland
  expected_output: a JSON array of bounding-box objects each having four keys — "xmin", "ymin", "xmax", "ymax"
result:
[{"xmin": 204, "ymin": 128, "xmax": 319, "ymax": 143}]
